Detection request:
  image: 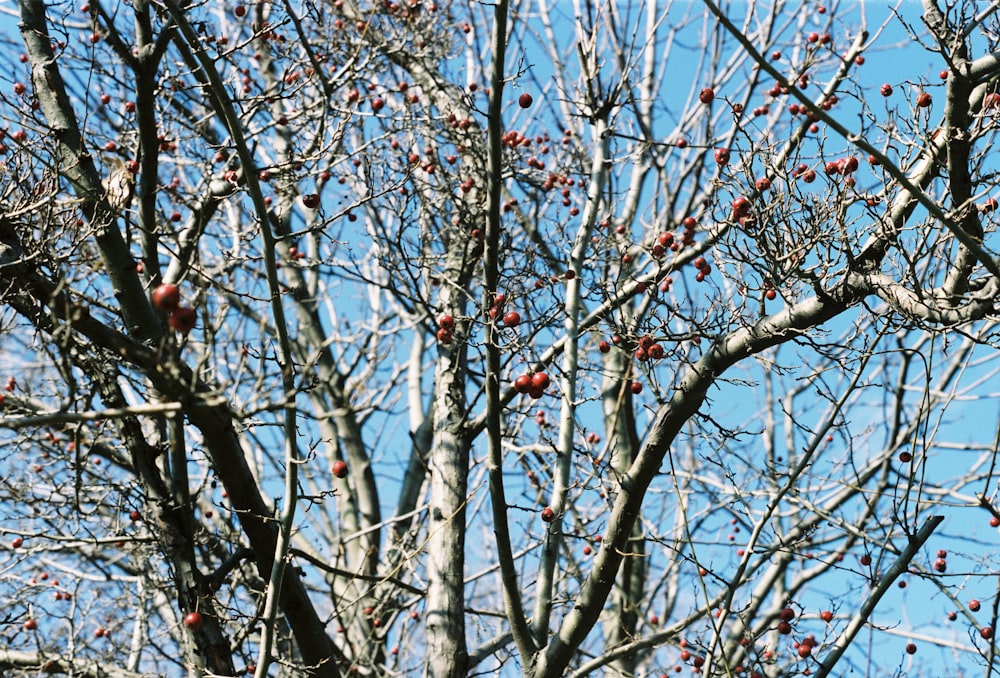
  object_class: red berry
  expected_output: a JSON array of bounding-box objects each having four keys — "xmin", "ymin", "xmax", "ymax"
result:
[
  {"xmin": 598, "ymin": 340, "xmax": 611, "ymax": 353},
  {"xmin": 514, "ymin": 374, "xmax": 532, "ymax": 393},
  {"xmin": 540, "ymin": 507, "xmax": 555, "ymax": 522},
  {"xmin": 917, "ymin": 92, "xmax": 932, "ymax": 108},
  {"xmin": 906, "ymin": 643, "xmax": 917, "ymax": 654},
  {"xmin": 332, "ymin": 460, "xmax": 348, "ymax": 478},
  {"xmin": 13, "ymin": 82, "xmax": 25, "ymax": 96},
  {"xmin": 438, "ymin": 314, "xmax": 455, "ymax": 330},
  {"xmin": 970, "ymin": 599, "xmax": 981, "ymax": 612},
  {"xmin": 531, "ymin": 372, "xmax": 551, "ymax": 390},
  {"xmin": 502, "ymin": 310, "xmax": 521, "ymax": 327},
  {"xmin": 713, "ymin": 148, "xmax": 730, "ymax": 165},
  {"xmin": 630, "ymin": 380, "xmax": 643, "ymax": 394},
  {"xmin": 234, "ymin": 4, "xmax": 246, "ymax": 16},
  {"xmin": 518, "ymin": 93, "xmax": 533, "ymax": 108},
  {"xmin": 983, "ymin": 626, "xmax": 994, "ymax": 640},
  {"xmin": 12, "ymin": 536, "xmax": 23, "ymax": 548},
  {"xmin": 880, "ymin": 83, "xmax": 893, "ymax": 97},
  {"xmin": 820, "ymin": 610, "xmax": 833, "ymax": 622},
  {"xmin": 699, "ymin": 87, "xmax": 715, "ymax": 104},
  {"xmin": 302, "ymin": 194, "xmax": 320, "ymax": 209},
  {"xmin": 860, "ymin": 553, "xmax": 872, "ymax": 565},
  {"xmin": 24, "ymin": 618, "xmax": 37, "ymax": 630},
  {"xmin": 129, "ymin": 510, "xmax": 142, "ymax": 522},
  {"xmin": 777, "ymin": 620, "xmax": 791, "ymax": 635},
  {"xmin": 371, "ymin": 97, "xmax": 385, "ymax": 112},
  {"xmin": 780, "ymin": 607, "xmax": 795, "ymax": 622},
  {"xmin": 168, "ymin": 307, "xmax": 196, "ymax": 334},
  {"xmin": 183, "ymin": 612, "xmax": 203, "ymax": 630},
  {"xmin": 991, "ymin": 516, "xmax": 999, "ymax": 527},
  {"xmin": 436, "ymin": 328, "xmax": 453, "ymax": 344},
  {"xmin": 765, "ymin": 289, "xmax": 777, "ymax": 301},
  {"xmin": 756, "ymin": 177, "xmax": 771, "ymax": 191},
  {"xmin": 152, "ymin": 283, "xmax": 180, "ymax": 312}
]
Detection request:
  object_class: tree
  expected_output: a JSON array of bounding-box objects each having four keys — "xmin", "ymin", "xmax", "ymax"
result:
[{"xmin": 1, "ymin": 0, "xmax": 1000, "ymax": 675}]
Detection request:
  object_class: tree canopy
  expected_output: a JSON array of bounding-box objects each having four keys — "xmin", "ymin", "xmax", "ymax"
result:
[{"xmin": 2, "ymin": 1, "xmax": 1000, "ymax": 676}]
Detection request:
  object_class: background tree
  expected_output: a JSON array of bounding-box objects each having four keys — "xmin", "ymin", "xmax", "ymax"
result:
[{"xmin": 1, "ymin": 0, "xmax": 1000, "ymax": 676}]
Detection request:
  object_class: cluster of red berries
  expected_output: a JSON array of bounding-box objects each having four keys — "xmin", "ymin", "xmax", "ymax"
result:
[{"xmin": 152, "ymin": 283, "xmax": 195, "ymax": 334}]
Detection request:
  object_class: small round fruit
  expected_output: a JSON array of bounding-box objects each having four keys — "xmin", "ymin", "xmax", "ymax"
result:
[
  {"xmin": 905, "ymin": 643, "xmax": 917, "ymax": 655},
  {"xmin": 168, "ymin": 307, "xmax": 196, "ymax": 334},
  {"xmin": 820, "ymin": 610, "xmax": 833, "ymax": 623},
  {"xmin": 502, "ymin": 310, "xmax": 521, "ymax": 327},
  {"xmin": 24, "ymin": 618, "xmax": 37, "ymax": 630},
  {"xmin": 11, "ymin": 536, "xmax": 23, "ymax": 548},
  {"xmin": 765, "ymin": 289, "xmax": 777, "ymax": 301},
  {"xmin": 699, "ymin": 87, "xmax": 715, "ymax": 104},
  {"xmin": 970, "ymin": 599, "xmax": 981, "ymax": 612},
  {"xmin": 518, "ymin": 92, "xmax": 533, "ymax": 108},
  {"xmin": 713, "ymin": 148, "xmax": 730, "ymax": 165},
  {"xmin": 860, "ymin": 553, "xmax": 872, "ymax": 565},
  {"xmin": 184, "ymin": 612, "xmax": 203, "ymax": 630},
  {"xmin": 436, "ymin": 328, "xmax": 453, "ymax": 344},
  {"xmin": 916, "ymin": 92, "xmax": 932, "ymax": 108},
  {"xmin": 780, "ymin": 607, "xmax": 795, "ymax": 622},
  {"xmin": 234, "ymin": 4, "xmax": 246, "ymax": 16},
  {"xmin": 514, "ymin": 374, "xmax": 532, "ymax": 393},
  {"xmin": 982, "ymin": 626, "xmax": 994, "ymax": 640},
  {"xmin": 540, "ymin": 507, "xmax": 555, "ymax": 522},
  {"xmin": 438, "ymin": 314, "xmax": 455, "ymax": 330},
  {"xmin": 880, "ymin": 83, "xmax": 893, "ymax": 97},
  {"xmin": 332, "ymin": 460, "xmax": 348, "ymax": 478},
  {"xmin": 152, "ymin": 283, "xmax": 180, "ymax": 312},
  {"xmin": 630, "ymin": 380, "xmax": 643, "ymax": 394},
  {"xmin": 302, "ymin": 193, "xmax": 320, "ymax": 209},
  {"xmin": 531, "ymin": 372, "xmax": 551, "ymax": 390}
]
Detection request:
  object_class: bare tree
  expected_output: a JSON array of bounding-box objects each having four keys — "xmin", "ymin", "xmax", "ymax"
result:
[{"xmin": 2, "ymin": 1, "xmax": 1000, "ymax": 677}]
